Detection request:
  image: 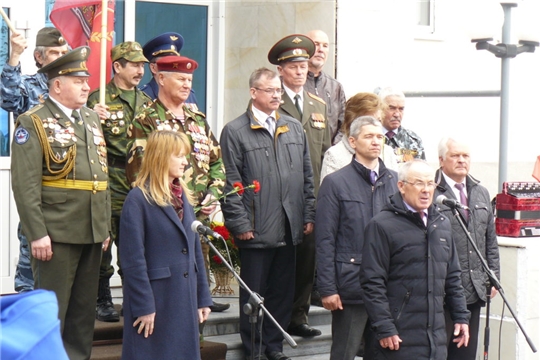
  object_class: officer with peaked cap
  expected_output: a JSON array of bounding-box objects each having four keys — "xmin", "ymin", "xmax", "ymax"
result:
[
  {"xmin": 126, "ymin": 54, "xmax": 228, "ymax": 313},
  {"xmin": 140, "ymin": 32, "xmax": 198, "ymax": 105},
  {"xmin": 269, "ymin": 34, "xmax": 331, "ymax": 342},
  {"xmin": 87, "ymin": 41, "xmax": 152, "ymax": 323},
  {"xmin": 2, "ymin": 26, "xmax": 70, "ymax": 297},
  {"xmin": 11, "ymin": 46, "xmax": 111, "ymax": 360}
]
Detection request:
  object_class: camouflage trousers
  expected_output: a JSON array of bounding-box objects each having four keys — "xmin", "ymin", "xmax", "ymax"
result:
[{"xmin": 15, "ymin": 222, "xmax": 34, "ymax": 292}]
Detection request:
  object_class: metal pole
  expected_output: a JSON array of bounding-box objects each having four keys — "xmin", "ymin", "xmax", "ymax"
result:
[{"xmin": 498, "ymin": 3, "xmax": 514, "ymax": 191}]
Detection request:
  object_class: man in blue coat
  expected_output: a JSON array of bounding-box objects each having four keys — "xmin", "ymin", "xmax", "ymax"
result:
[{"xmin": 315, "ymin": 116, "xmax": 398, "ymax": 359}]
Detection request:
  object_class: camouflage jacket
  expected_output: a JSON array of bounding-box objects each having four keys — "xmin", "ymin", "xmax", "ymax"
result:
[
  {"xmin": 385, "ymin": 126, "xmax": 426, "ymax": 162},
  {"xmin": 0, "ymin": 63, "xmax": 49, "ymax": 118},
  {"xmin": 126, "ymin": 99, "xmax": 225, "ymax": 205},
  {"xmin": 87, "ymin": 80, "xmax": 152, "ymax": 160}
]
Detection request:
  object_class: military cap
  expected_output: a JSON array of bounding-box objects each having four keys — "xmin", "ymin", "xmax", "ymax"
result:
[
  {"xmin": 156, "ymin": 56, "xmax": 198, "ymax": 74},
  {"xmin": 36, "ymin": 27, "xmax": 66, "ymax": 47},
  {"xmin": 111, "ymin": 41, "xmax": 149, "ymax": 63},
  {"xmin": 268, "ymin": 34, "xmax": 315, "ymax": 65},
  {"xmin": 38, "ymin": 46, "xmax": 91, "ymax": 79},
  {"xmin": 142, "ymin": 32, "xmax": 185, "ymax": 62}
]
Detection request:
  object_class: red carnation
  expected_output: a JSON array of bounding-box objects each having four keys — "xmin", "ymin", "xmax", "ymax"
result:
[
  {"xmin": 212, "ymin": 255, "xmax": 223, "ymax": 265},
  {"xmin": 233, "ymin": 182, "xmax": 245, "ymax": 195},
  {"xmin": 252, "ymin": 180, "xmax": 261, "ymax": 193},
  {"xmin": 212, "ymin": 225, "xmax": 230, "ymax": 240}
]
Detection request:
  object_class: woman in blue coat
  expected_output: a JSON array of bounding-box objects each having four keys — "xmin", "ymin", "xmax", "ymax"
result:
[{"xmin": 120, "ymin": 130, "xmax": 212, "ymax": 360}]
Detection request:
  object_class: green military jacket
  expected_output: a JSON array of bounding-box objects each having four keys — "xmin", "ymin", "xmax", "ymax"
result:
[
  {"xmin": 279, "ymin": 89, "xmax": 330, "ymax": 195},
  {"xmin": 87, "ymin": 80, "xmax": 152, "ymax": 197},
  {"xmin": 126, "ymin": 99, "xmax": 225, "ymax": 206},
  {"xmin": 11, "ymin": 98, "xmax": 111, "ymax": 244}
]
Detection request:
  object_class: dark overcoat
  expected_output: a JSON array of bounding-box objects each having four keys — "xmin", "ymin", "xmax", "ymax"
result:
[{"xmin": 119, "ymin": 187, "xmax": 212, "ymax": 360}]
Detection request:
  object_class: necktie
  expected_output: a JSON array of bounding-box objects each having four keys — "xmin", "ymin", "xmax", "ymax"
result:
[
  {"xmin": 369, "ymin": 170, "xmax": 378, "ymax": 185},
  {"xmin": 71, "ymin": 110, "xmax": 81, "ymax": 125},
  {"xmin": 265, "ymin": 117, "xmax": 275, "ymax": 137},
  {"xmin": 454, "ymin": 183, "xmax": 469, "ymax": 221},
  {"xmin": 294, "ymin": 94, "xmax": 302, "ymax": 117},
  {"xmin": 417, "ymin": 211, "xmax": 426, "ymax": 226},
  {"xmin": 386, "ymin": 130, "xmax": 395, "ymax": 139}
]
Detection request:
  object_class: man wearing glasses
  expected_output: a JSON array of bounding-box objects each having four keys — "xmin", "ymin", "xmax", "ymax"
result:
[
  {"xmin": 219, "ymin": 67, "xmax": 315, "ymax": 360},
  {"xmin": 377, "ymin": 87, "xmax": 425, "ymax": 163},
  {"xmin": 361, "ymin": 160, "xmax": 470, "ymax": 360}
]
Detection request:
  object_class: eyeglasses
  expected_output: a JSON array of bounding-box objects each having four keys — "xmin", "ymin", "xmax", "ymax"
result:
[
  {"xmin": 403, "ymin": 180, "xmax": 436, "ymax": 190},
  {"xmin": 254, "ymin": 87, "xmax": 285, "ymax": 95}
]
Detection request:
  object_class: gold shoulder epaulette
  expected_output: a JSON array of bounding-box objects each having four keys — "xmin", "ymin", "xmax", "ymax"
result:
[
  {"xmin": 307, "ymin": 92, "xmax": 326, "ymax": 105},
  {"xmin": 23, "ymin": 104, "xmax": 45, "ymax": 116}
]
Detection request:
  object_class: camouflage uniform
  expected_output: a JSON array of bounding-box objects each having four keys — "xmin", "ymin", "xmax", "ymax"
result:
[
  {"xmin": 1, "ymin": 62, "xmax": 49, "ymax": 293},
  {"xmin": 127, "ymin": 99, "xmax": 225, "ymax": 202},
  {"xmin": 385, "ymin": 126, "xmax": 426, "ymax": 163},
  {"xmin": 87, "ymin": 81, "xmax": 152, "ymax": 280}
]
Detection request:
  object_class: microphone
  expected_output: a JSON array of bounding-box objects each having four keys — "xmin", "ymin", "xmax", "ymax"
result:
[
  {"xmin": 435, "ymin": 195, "xmax": 469, "ymax": 210},
  {"xmin": 191, "ymin": 220, "xmax": 224, "ymax": 239}
]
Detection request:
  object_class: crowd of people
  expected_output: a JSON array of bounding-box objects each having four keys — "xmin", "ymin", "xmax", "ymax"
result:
[{"xmin": 3, "ymin": 24, "xmax": 500, "ymax": 360}]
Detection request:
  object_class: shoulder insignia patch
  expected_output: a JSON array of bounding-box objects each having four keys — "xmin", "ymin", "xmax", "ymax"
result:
[
  {"xmin": 307, "ymin": 92, "xmax": 326, "ymax": 105},
  {"xmin": 14, "ymin": 127, "xmax": 30, "ymax": 144}
]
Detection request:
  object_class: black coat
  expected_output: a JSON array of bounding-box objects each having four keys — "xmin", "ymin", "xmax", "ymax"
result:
[
  {"xmin": 361, "ymin": 192, "xmax": 470, "ymax": 360},
  {"xmin": 434, "ymin": 169, "xmax": 500, "ymax": 304},
  {"xmin": 315, "ymin": 159, "xmax": 398, "ymax": 304}
]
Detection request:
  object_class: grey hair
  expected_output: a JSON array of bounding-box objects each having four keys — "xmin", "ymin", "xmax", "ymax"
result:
[
  {"xmin": 438, "ymin": 137, "xmax": 469, "ymax": 160},
  {"xmin": 349, "ymin": 116, "xmax": 382, "ymax": 139},
  {"xmin": 377, "ymin": 87, "xmax": 405, "ymax": 103},
  {"xmin": 47, "ymin": 75, "xmax": 66, "ymax": 88},
  {"xmin": 397, "ymin": 159, "xmax": 432, "ymax": 181},
  {"xmin": 34, "ymin": 46, "xmax": 47, "ymax": 68},
  {"xmin": 249, "ymin": 68, "xmax": 278, "ymax": 88}
]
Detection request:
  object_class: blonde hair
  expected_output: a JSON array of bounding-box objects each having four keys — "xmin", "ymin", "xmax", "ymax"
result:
[{"xmin": 133, "ymin": 130, "xmax": 195, "ymax": 206}]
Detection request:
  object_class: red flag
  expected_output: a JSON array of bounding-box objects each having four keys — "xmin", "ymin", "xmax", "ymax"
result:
[
  {"xmin": 50, "ymin": 0, "xmax": 115, "ymax": 91},
  {"xmin": 533, "ymin": 156, "xmax": 540, "ymax": 182}
]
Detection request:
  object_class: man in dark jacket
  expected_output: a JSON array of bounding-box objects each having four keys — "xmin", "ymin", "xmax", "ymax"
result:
[
  {"xmin": 434, "ymin": 137, "xmax": 500, "ymax": 360},
  {"xmin": 361, "ymin": 160, "xmax": 470, "ymax": 360},
  {"xmin": 315, "ymin": 116, "xmax": 398, "ymax": 359},
  {"xmin": 220, "ymin": 68, "xmax": 316, "ymax": 360}
]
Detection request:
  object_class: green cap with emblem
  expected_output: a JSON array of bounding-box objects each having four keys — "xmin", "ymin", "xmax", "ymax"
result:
[
  {"xmin": 111, "ymin": 41, "xmax": 149, "ymax": 63},
  {"xmin": 268, "ymin": 34, "xmax": 315, "ymax": 65},
  {"xmin": 36, "ymin": 27, "xmax": 66, "ymax": 47},
  {"xmin": 38, "ymin": 46, "xmax": 91, "ymax": 79}
]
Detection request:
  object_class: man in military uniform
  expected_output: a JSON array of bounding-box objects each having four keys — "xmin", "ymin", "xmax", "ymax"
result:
[
  {"xmin": 1, "ymin": 27, "xmax": 69, "ymax": 293},
  {"xmin": 377, "ymin": 87, "xmax": 425, "ymax": 162},
  {"xmin": 126, "ymin": 55, "xmax": 229, "ymax": 312},
  {"xmin": 87, "ymin": 41, "xmax": 152, "ymax": 322},
  {"xmin": 140, "ymin": 32, "xmax": 197, "ymax": 104},
  {"xmin": 11, "ymin": 46, "xmax": 111, "ymax": 360},
  {"xmin": 268, "ymin": 34, "xmax": 331, "ymax": 338}
]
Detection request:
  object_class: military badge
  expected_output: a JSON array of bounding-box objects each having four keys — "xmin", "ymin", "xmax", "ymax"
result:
[{"xmin": 14, "ymin": 127, "xmax": 30, "ymax": 145}]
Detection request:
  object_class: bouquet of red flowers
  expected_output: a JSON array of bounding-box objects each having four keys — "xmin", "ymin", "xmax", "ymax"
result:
[
  {"xmin": 209, "ymin": 222, "xmax": 241, "ymax": 273},
  {"xmin": 194, "ymin": 180, "xmax": 261, "ymax": 213}
]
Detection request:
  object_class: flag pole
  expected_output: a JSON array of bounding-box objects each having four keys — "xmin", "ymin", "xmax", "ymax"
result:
[
  {"xmin": 0, "ymin": 8, "xmax": 17, "ymax": 34},
  {"xmin": 99, "ymin": 0, "xmax": 108, "ymax": 104}
]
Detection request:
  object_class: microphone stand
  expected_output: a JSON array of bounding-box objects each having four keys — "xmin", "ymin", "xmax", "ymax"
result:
[
  {"xmin": 450, "ymin": 207, "xmax": 537, "ymax": 358},
  {"xmin": 200, "ymin": 234, "xmax": 297, "ymax": 360}
]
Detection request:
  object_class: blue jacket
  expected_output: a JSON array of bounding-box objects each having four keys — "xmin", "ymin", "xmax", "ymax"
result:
[
  {"xmin": 0, "ymin": 63, "xmax": 48, "ymax": 118},
  {"xmin": 119, "ymin": 186, "xmax": 212, "ymax": 360},
  {"xmin": 315, "ymin": 158, "xmax": 397, "ymax": 304}
]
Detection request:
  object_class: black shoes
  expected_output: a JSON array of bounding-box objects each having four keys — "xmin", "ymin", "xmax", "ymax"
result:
[
  {"xmin": 287, "ymin": 323, "xmax": 322, "ymax": 337},
  {"xmin": 96, "ymin": 279, "xmax": 120, "ymax": 322},
  {"xmin": 209, "ymin": 301, "xmax": 230, "ymax": 312},
  {"xmin": 266, "ymin": 351, "xmax": 291, "ymax": 360}
]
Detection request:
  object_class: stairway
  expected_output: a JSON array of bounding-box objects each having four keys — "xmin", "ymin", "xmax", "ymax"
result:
[{"xmin": 90, "ymin": 285, "xmax": 337, "ymax": 359}]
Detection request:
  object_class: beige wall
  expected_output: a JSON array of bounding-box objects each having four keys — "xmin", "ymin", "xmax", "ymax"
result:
[{"xmin": 223, "ymin": 0, "xmax": 336, "ymax": 127}]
